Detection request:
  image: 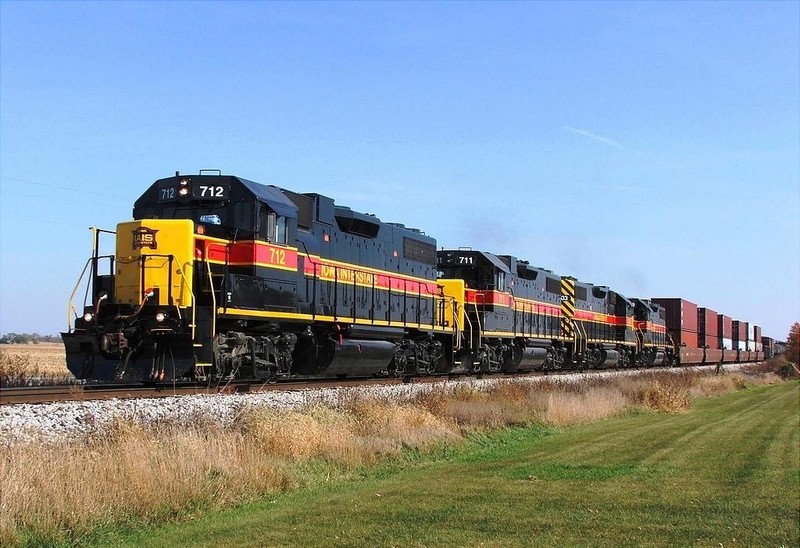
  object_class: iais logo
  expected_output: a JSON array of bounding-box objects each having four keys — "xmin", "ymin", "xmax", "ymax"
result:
[{"xmin": 132, "ymin": 226, "xmax": 159, "ymax": 250}]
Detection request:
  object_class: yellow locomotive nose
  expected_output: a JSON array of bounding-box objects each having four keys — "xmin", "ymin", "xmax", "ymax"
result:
[{"xmin": 114, "ymin": 219, "xmax": 195, "ymax": 307}]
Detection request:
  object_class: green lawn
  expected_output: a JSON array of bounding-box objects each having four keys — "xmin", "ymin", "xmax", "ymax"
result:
[{"xmin": 92, "ymin": 381, "xmax": 799, "ymax": 547}]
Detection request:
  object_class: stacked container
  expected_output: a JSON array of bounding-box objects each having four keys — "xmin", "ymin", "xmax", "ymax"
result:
[
  {"xmin": 747, "ymin": 324, "xmax": 756, "ymax": 351},
  {"xmin": 697, "ymin": 307, "xmax": 718, "ymax": 348},
  {"xmin": 754, "ymin": 326, "xmax": 762, "ymax": 351},
  {"xmin": 732, "ymin": 320, "xmax": 747, "ymax": 351},
  {"xmin": 762, "ymin": 336, "xmax": 774, "ymax": 359},
  {"xmin": 718, "ymin": 314, "xmax": 734, "ymax": 349},
  {"xmin": 652, "ymin": 298, "xmax": 698, "ymax": 347}
]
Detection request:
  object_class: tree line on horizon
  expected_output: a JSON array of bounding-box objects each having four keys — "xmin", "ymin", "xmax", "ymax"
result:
[{"xmin": 0, "ymin": 333, "xmax": 61, "ymax": 344}]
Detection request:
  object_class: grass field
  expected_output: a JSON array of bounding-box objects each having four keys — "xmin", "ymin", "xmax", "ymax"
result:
[{"xmin": 75, "ymin": 380, "xmax": 799, "ymax": 547}]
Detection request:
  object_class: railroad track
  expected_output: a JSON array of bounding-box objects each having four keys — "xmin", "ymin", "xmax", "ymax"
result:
[
  {"xmin": 0, "ymin": 370, "xmax": 552, "ymax": 406},
  {"xmin": 0, "ymin": 363, "xmax": 742, "ymax": 406},
  {"xmin": 0, "ymin": 376, "xmax": 415, "ymax": 405}
]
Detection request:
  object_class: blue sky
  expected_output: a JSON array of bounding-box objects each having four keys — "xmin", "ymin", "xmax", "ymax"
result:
[{"xmin": 1, "ymin": 1, "xmax": 798, "ymax": 339}]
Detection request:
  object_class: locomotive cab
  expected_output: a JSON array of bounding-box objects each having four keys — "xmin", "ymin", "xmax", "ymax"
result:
[
  {"xmin": 133, "ymin": 173, "xmax": 298, "ymax": 243},
  {"xmin": 437, "ymin": 249, "xmax": 508, "ymax": 291}
]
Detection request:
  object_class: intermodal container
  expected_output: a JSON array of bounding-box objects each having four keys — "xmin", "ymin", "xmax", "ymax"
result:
[
  {"xmin": 762, "ymin": 336, "xmax": 774, "ymax": 359},
  {"xmin": 754, "ymin": 326, "xmax": 762, "ymax": 351},
  {"xmin": 671, "ymin": 329, "xmax": 698, "ymax": 348},
  {"xmin": 732, "ymin": 321, "xmax": 747, "ymax": 351},
  {"xmin": 717, "ymin": 314, "xmax": 733, "ymax": 338},
  {"xmin": 746, "ymin": 324, "xmax": 756, "ymax": 350},
  {"xmin": 717, "ymin": 314, "xmax": 733, "ymax": 349},
  {"xmin": 652, "ymin": 299, "xmax": 698, "ymax": 347},
  {"xmin": 732, "ymin": 320, "xmax": 742, "ymax": 342},
  {"xmin": 720, "ymin": 338, "xmax": 734, "ymax": 350},
  {"xmin": 740, "ymin": 322, "xmax": 748, "ymax": 348},
  {"xmin": 697, "ymin": 307, "xmax": 718, "ymax": 347}
]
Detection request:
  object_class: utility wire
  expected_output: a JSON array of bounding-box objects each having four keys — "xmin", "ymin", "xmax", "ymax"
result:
[{"xmin": 0, "ymin": 176, "xmax": 124, "ymax": 199}]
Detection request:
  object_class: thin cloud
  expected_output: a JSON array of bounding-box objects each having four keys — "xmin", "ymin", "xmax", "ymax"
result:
[{"xmin": 563, "ymin": 126, "xmax": 633, "ymax": 152}]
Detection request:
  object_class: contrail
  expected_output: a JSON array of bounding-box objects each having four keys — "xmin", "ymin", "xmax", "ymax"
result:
[{"xmin": 563, "ymin": 126, "xmax": 631, "ymax": 151}]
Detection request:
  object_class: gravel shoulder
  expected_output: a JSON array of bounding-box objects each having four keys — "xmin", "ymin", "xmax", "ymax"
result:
[{"xmin": 0, "ymin": 365, "xmax": 734, "ymax": 446}]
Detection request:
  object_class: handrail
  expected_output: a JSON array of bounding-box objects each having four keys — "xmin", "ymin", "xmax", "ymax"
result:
[
  {"xmin": 575, "ymin": 320, "xmax": 587, "ymax": 355},
  {"xmin": 89, "ymin": 226, "xmax": 117, "ymax": 305},
  {"xmin": 294, "ymin": 239, "xmax": 317, "ymax": 317},
  {"xmin": 128, "ymin": 253, "xmax": 196, "ymax": 336},
  {"xmin": 456, "ymin": 300, "xmax": 470, "ymax": 351},
  {"xmin": 635, "ymin": 327, "xmax": 645, "ymax": 352},
  {"xmin": 205, "ymin": 259, "xmax": 216, "ymax": 342},
  {"xmin": 67, "ymin": 258, "xmax": 93, "ymax": 331},
  {"xmin": 471, "ymin": 301, "xmax": 482, "ymax": 350},
  {"xmin": 173, "ymin": 263, "xmax": 198, "ymax": 333}
]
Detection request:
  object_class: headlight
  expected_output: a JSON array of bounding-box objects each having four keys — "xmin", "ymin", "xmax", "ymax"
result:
[
  {"xmin": 83, "ymin": 312, "xmax": 94, "ymax": 322},
  {"xmin": 178, "ymin": 187, "xmax": 190, "ymax": 196},
  {"xmin": 155, "ymin": 311, "xmax": 167, "ymax": 323}
]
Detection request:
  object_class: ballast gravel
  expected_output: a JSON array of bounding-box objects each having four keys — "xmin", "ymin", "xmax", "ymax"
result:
[{"xmin": 0, "ymin": 366, "xmax": 734, "ymax": 447}]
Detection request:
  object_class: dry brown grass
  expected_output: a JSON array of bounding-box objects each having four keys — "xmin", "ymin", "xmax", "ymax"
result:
[
  {"xmin": 541, "ymin": 387, "xmax": 629, "ymax": 424},
  {"xmin": 0, "ymin": 420, "xmax": 294, "ymax": 545},
  {"xmin": 0, "ymin": 366, "xmax": 788, "ymax": 545},
  {"xmin": 415, "ymin": 378, "xmax": 632, "ymax": 428},
  {"xmin": 235, "ymin": 400, "xmax": 458, "ymax": 466},
  {"xmin": 0, "ymin": 343, "xmax": 71, "ymax": 386},
  {"xmin": 640, "ymin": 381, "xmax": 692, "ymax": 412}
]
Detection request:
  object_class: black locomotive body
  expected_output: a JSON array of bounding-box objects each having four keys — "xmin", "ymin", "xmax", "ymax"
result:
[
  {"xmin": 63, "ymin": 173, "xmax": 456, "ymax": 382},
  {"xmin": 436, "ymin": 249, "xmax": 640, "ymax": 372},
  {"xmin": 62, "ymin": 172, "xmax": 762, "ymax": 384}
]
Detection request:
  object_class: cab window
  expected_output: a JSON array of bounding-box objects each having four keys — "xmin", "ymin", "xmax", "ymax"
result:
[{"xmin": 259, "ymin": 205, "xmax": 287, "ymax": 244}]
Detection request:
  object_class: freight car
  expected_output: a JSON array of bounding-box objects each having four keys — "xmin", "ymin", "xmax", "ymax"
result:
[{"xmin": 62, "ymin": 172, "xmax": 763, "ymax": 383}]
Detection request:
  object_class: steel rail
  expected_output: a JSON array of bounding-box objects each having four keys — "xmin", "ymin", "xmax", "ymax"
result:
[
  {"xmin": 0, "ymin": 363, "xmax": 737, "ymax": 406},
  {"xmin": 0, "ymin": 377, "xmax": 409, "ymax": 406}
]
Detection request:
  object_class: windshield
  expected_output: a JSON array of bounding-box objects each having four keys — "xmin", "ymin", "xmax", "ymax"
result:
[{"xmin": 136, "ymin": 201, "xmax": 256, "ymax": 234}]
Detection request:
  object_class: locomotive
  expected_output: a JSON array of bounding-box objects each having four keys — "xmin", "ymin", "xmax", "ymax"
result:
[{"xmin": 62, "ymin": 171, "xmax": 762, "ymax": 383}]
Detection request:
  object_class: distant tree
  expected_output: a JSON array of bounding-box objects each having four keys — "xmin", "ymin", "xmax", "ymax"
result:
[
  {"xmin": 0, "ymin": 333, "xmax": 60, "ymax": 344},
  {"xmin": 787, "ymin": 322, "xmax": 800, "ymax": 365}
]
